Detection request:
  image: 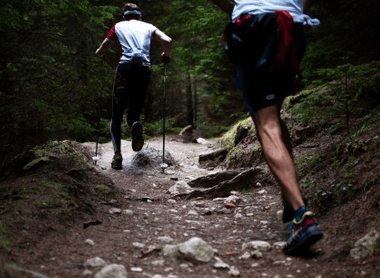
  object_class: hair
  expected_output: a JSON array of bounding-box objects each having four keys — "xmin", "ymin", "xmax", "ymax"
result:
[{"xmin": 122, "ymin": 3, "xmax": 142, "ymax": 20}]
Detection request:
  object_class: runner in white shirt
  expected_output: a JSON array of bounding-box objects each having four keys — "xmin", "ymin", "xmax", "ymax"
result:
[
  {"xmin": 95, "ymin": 3, "xmax": 172, "ymax": 169},
  {"xmin": 211, "ymin": 0, "xmax": 323, "ymax": 255}
]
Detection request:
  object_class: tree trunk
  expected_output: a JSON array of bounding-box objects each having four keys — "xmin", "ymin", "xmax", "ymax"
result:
[{"xmin": 186, "ymin": 73, "xmax": 193, "ymax": 127}]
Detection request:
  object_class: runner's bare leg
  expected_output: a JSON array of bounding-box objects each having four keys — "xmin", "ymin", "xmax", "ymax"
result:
[{"xmin": 252, "ymin": 102, "xmax": 304, "ymax": 210}]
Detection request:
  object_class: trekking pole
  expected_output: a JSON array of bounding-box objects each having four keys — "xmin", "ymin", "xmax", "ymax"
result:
[
  {"xmin": 93, "ymin": 98, "xmax": 102, "ymax": 165},
  {"xmin": 161, "ymin": 63, "xmax": 168, "ymax": 173},
  {"xmin": 93, "ymin": 132, "xmax": 99, "ymax": 165},
  {"xmin": 92, "ymin": 55, "xmax": 106, "ymax": 165}
]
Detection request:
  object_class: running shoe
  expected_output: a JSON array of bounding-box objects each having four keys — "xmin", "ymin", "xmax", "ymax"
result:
[
  {"xmin": 283, "ymin": 211, "xmax": 323, "ymax": 255},
  {"xmin": 131, "ymin": 121, "xmax": 144, "ymax": 152},
  {"xmin": 282, "ymin": 195, "xmax": 309, "ymax": 224},
  {"xmin": 111, "ymin": 153, "xmax": 123, "ymax": 169}
]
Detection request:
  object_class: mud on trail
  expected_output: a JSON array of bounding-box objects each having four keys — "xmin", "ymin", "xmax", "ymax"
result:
[{"xmin": 1, "ymin": 134, "xmax": 380, "ymax": 278}]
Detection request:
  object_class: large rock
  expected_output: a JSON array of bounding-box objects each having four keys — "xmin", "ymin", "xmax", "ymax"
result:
[
  {"xmin": 350, "ymin": 230, "xmax": 380, "ymax": 259},
  {"xmin": 162, "ymin": 244, "xmax": 180, "ymax": 259},
  {"xmin": 188, "ymin": 170, "xmax": 241, "ymax": 188},
  {"xmin": 83, "ymin": 257, "xmax": 107, "ymax": 269},
  {"xmin": 167, "ymin": 181, "xmax": 194, "ymax": 195},
  {"xmin": 130, "ymin": 148, "xmax": 175, "ymax": 170},
  {"xmin": 178, "ymin": 237, "xmax": 215, "ymax": 263},
  {"xmin": 22, "ymin": 156, "xmax": 50, "ymax": 171}
]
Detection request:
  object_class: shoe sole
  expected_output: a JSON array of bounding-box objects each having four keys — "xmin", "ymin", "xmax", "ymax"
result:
[
  {"xmin": 111, "ymin": 163, "xmax": 122, "ymax": 170},
  {"xmin": 132, "ymin": 122, "xmax": 144, "ymax": 152},
  {"xmin": 284, "ymin": 225, "xmax": 324, "ymax": 255},
  {"xmin": 111, "ymin": 160, "xmax": 122, "ymax": 170}
]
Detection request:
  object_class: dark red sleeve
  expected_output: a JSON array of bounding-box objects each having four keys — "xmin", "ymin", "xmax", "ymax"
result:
[{"xmin": 106, "ymin": 26, "xmax": 117, "ymax": 41}]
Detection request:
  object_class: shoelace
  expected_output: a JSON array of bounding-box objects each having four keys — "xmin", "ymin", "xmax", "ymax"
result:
[{"xmin": 293, "ymin": 211, "xmax": 313, "ymax": 225}]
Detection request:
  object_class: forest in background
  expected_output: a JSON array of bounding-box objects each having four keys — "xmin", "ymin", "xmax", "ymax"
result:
[{"xmin": 1, "ymin": 0, "xmax": 380, "ymax": 170}]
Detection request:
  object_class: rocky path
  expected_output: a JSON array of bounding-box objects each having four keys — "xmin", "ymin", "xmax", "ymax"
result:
[
  {"xmin": 10, "ymin": 136, "xmax": 378, "ymax": 278},
  {"xmin": 74, "ymin": 136, "xmax": 331, "ymax": 278}
]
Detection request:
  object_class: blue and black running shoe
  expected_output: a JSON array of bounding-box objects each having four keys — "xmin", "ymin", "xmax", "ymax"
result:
[{"xmin": 283, "ymin": 211, "xmax": 323, "ymax": 255}]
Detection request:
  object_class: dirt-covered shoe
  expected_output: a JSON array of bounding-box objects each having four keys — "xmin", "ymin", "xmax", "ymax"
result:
[
  {"xmin": 283, "ymin": 211, "xmax": 323, "ymax": 255},
  {"xmin": 111, "ymin": 153, "xmax": 123, "ymax": 169},
  {"xmin": 131, "ymin": 121, "xmax": 144, "ymax": 152}
]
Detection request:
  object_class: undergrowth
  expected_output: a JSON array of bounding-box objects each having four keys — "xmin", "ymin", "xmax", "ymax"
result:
[{"xmin": 291, "ymin": 62, "xmax": 380, "ymax": 213}]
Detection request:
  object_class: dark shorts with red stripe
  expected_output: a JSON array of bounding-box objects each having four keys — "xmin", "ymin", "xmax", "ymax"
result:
[{"xmin": 234, "ymin": 13, "xmax": 307, "ymax": 114}]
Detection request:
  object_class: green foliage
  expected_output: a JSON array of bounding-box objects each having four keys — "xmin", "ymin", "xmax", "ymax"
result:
[
  {"xmin": 289, "ymin": 62, "xmax": 379, "ymax": 133},
  {"xmin": 219, "ymin": 117, "xmax": 253, "ymax": 149},
  {"xmin": 296, "ymin": 132, "xmax": 380, "ymax": 214},
  {"xmin": 0, "ymin": 222, "xmax": 6, "ymax": 235},
  {"xmin": 0, "ymin": 0, "xmax": 117, "ymax": 162},
  {"xmin": 95, "ymin": 184, "xmax": 111, "ymax": 195},
  {"xmin": 2, "ymin": 0, "xmax": 380, "ymax": 172},
  {"xmin": 302, "ymin": 0, "xmax": 380, "ymax": 72}
]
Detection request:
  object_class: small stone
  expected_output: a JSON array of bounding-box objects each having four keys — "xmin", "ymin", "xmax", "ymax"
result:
[
  {"xmin": 239, "ymin": 251, "xmax": 251, "ymax": 260},
  {"xmin": 83, "ymin": 257, "xmax": 106, "ymax": 269},
  {"xmin": 242, "ymin": 240, "xmax": 271, "ymax": 252},
  {"xmin": 123, "ymin": 209, "xmax": 134, "ymax": 216},
  {"xmin": 273, "ymin": 241, "xmax": 286, "ymax": 249},
  {"xmin": 85, "ymin": 239, "xmax": 95, "ymax": 246},
  {"xmin": 158, "ymin": 236, "xmax": 174, "ymax": 243},
  {"xmin": 179, "ymin": 263, "xmax": 189, "ymax": 269},
  {"xmin": 94, "ymin": 264, "xmax": 127, "ymax": 278},
  {"xmin": 82, "ymin": 269, "xmax": 93, "ymax": 276},
  {"xmin": 251, "ymin": 250, "xmax": 263, "ymax": 259},
  {"xmin": 132, "ymin": 242, "xmax": 145, "ymax": 249},
  {"xmin": 109, "ymin": 207, "xmax": 122, "ymax": 214},
  {"xmin": 152, "ymin": 260, "xmax": 165, "ymax": 266},
  {"xmin": 228, "ymin": 266, "xmax": 240, "ymax": 277},
  {"xmin": 204, "ymin": 208, "xmax": 212, "ymax": 215},
  {"xmin": 247, "ymin": 230, "xmax": 254, "ymax": 237},
  {"xmin": 167, "ymin": 181, "xmax": 193, "ymax": 194},
  {"xmin": 251, "ymin": 262, "xmax": 260, "ymax": 267},
  {"xmin": 188, "ymin": 210, "xmax": 198, "ymax": 216},
  {"xmin": 225, "ymin": 195, "xmax": 241, "ymax": 204},
  {"xmin": 214, "ymin": 257, "xmax": 230, "ymax": 269}
]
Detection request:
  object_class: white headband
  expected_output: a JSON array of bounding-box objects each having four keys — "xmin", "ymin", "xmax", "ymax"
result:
[{"xmin": 123, "ymin": 10, "xmax": 142, "ymax": 16}]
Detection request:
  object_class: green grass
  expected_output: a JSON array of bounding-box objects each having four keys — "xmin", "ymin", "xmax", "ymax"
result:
[{"xmin": 219, "ymin": 117, "xmax": 253, "ymax": 150}]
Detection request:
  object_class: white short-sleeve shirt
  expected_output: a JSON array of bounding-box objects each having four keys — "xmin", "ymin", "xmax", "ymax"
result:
[
  {"xmin": 107, "ymin": 20, "xmax": 157, "ymax": 67},
  {"xmin": 232, "ymin": 0, "xmax": 305, "ymax": 22}
]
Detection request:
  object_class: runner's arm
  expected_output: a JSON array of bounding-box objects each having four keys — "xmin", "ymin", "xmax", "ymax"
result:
[
  {"xmin": 211, "ymin": 0, "xmax": 234, "ymax": 15},
  {"xmin": 153, "ymin": 29, "xmax": 172, "ymax": 57},
  {"xmin": 95, "ymin": 38, "xmax": 112, "ymax": 56}
]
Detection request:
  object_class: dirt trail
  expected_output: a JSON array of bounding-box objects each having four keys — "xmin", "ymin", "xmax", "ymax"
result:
[
  {"xmin": 76, "ymin": 136, "xmax": 379, "ymax": 278},
  {"xmin": 92, "ymin": 136, "xmax": 217, "ymax": 179},
  {"xmin": 3, "ymin": 136, "xmax": 379, "ymax": 278},
  {"xmin": 76, "ymin": 137, "xmax": 313, "ymax": 278}
]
